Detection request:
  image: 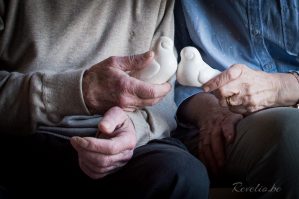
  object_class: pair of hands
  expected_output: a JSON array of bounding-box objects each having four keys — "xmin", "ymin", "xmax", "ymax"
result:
[
  {"xmin": 71, "ymin": 51, "xmax": 171, "ymax": 179},
  {"xmin": 193, "ymin": 64, "xmax": 299, "ymax": 175}
]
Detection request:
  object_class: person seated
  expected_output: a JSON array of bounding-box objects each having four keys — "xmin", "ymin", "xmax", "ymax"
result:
[
  {"xmin": 0, "ymin": 0, "xmax": 209, "ymax": 198},
  {"xmin": 174, "ymin": 0, "xmax": 299, "ymax": 198}
]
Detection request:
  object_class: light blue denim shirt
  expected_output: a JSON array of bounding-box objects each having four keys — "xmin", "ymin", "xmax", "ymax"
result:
[{"xmin": 175, "ymin": 0, "xmax": 299, "ymax": 106}]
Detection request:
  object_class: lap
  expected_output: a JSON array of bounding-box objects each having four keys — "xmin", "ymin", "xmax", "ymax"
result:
[
  {"xmin": 174, "ymin": 107, "xmax": 299, "ymax": 198},
  {"xmin": 0, "ymin": 133, "xmax": 208, "ymax": 198}
]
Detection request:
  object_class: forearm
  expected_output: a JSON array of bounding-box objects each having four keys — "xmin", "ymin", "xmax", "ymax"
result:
[{"xmin": 0, "ymin": 69, "xmax": 90, "ymax": 134}]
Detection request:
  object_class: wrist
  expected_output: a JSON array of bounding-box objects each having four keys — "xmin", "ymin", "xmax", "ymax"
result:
[
  {"xmin": 289, "ymin": 72, "xmax": 299, "ymax": 107},
  {"xmin": 275, "ymin": 73, "xmax": 299, "ymax": 107},
  {"xmin": 82, "ymin": 70, "xmax": 97, "ymax": 114}
]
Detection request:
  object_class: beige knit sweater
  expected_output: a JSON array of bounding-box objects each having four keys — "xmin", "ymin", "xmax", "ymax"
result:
[{"xmin": 0, "ymin": 0, "xmax": 177, "ymax": 146}]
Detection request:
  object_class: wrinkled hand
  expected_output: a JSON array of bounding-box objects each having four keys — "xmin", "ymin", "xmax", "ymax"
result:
[
  {"xmin": 203, "ymin": 64, "xmax": 299, "ymax": 114},
  {"xmin": 70, "ymin": 107, "xmax": 136, "ymax": 179},
  {"xmin": 194, "ymin": 94, "xmax": 243, "ymax": 175},
  {"xmin": 83, "ymin": 51, "xmax": 171, "ymax": 114}
]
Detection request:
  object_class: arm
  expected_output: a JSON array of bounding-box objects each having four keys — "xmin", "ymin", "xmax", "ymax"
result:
[{"xmin": 0, "ymin": 69, "xmax": 89, "ymax": 134}]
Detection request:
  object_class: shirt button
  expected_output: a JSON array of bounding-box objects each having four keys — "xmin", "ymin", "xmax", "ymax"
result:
[
  {"xmin": 264, "ymin": 63, "xmax": 273, "ymax": 71},
  {"xmin": 253, "ymin": 29, "xmax": 260, "ymax": 37}
]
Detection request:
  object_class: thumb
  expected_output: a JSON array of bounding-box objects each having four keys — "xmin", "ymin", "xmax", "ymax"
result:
[
  {"xmin": 117, "ymin": 51, "xmax": 155, "ymax": 71},
  {"xmin": 98, "ymin": 106, "xmax": 128, "ymax": 136}
]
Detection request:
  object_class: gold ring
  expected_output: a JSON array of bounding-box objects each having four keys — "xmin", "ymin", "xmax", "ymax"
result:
[{"xmin": 226, "ymin": 97, "xmax": 232, "ymax": 106}]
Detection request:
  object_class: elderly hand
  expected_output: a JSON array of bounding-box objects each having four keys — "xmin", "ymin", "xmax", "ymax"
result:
[
  {"xmin": 83, "ymin": 51, "xmax": 171, "ymax": 114},
  {"xmin": 70, "ymin": 107, "xmax": 136, "ymax": 179},
  {"xmin": 177, "ymin": 93, "xmax": 243, "ymax": 175},
  {"xmin": 195, "ymin": 94, "xmax": 242, "ymax": 175},
  {"xmin": 203, "ymin": 64, "xmax": 299, "ymax": 114}
]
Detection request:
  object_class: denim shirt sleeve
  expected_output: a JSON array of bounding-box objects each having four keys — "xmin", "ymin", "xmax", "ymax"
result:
[{"xmin": 280, "ymin": 0, "xmax": 299, "ymax": 57}]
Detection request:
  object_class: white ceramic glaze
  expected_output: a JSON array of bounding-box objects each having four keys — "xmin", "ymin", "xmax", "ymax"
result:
[
  {"xmin": 177, "ymin": 46, "xmax": 220, "ymax": 87},
  {"xmin": 131, "ymin": 36, "xmax": 178, "ymax": 84}
]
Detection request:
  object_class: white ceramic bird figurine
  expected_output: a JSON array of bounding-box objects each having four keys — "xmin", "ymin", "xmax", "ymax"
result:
[
  {"xmin": 131, "ymin": 36, "xmax": 177, "ymax": 84},
  {"xmin": 177, "ymin": 46, "xmax": 220, "ymax": 87}
]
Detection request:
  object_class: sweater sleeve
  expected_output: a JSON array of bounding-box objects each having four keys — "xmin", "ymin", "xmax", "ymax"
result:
[
  {"xmin": 127, "ymin": 0, "xmax": 178, "ymax": 147},
  {"xmin": 0, "ymin": 69, "xmax": 90, "ymax": 134}
]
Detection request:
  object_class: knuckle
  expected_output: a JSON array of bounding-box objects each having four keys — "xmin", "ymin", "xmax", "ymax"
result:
[
  {"xmin": 232, "ymin": 64, "xmax": 244, "ymax": 70},
  {"xmin": 107, "ymin": 56, "xmax": 119, "ymax": 67},
  {"xmin": 118, "ymin": 77, "xmax": 129, "ymax": 90},
  {"xmin": 128, "ymin": 55, "xmax": 138, "ymax": 65},
  {"xmin": 147, "ymin": 87, "xmax": 157, "ymax": 98},
  {"xmin": 218, "ymin": 88, "xmax": 226, "ymax": 97},
  {"xmin": 118, "ymin": 95, "xmax": 129, "ymax": 108},
  {"xmin": 226, "ymin": 69, "xmax": 235, "ymax": 80},
  {"xmin": 127, "ymin": 139, "xmax": 136, "ymax": 150}
]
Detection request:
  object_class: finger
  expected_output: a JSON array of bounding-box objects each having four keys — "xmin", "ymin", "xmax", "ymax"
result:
[
  {"xmin": 98, "ymin": 106, "xmax": 128, "ymax": 134},
  {"xmin": 79, "ymin": 159, "xmax": 111, "ymax": 179},
  {"xmin": 221, "ymin": 121, "xmax": 236, "ymax": 144},
  {"xmin": 116, "ymin": 51, "xmax": 155, "ymax": 71},
  {"xmin": 202, "ymin": 144, "xmax": 218, "ymax": 176},
  {"xmin": 199, "ymin": 128, "xmax": 218, "ymax": 175},
  {"xmin": 82, "ymin": 159, "xmax": 125, "ymax": 176},
  {"xmin": 79, "ymin": 150, "xmax": 133, "ymax": 168},
  {"xmin": 71, "ymin": 134, "xmax": 135, "ymax": 155},
  {"xmin": 221, "ymin": 114, "xmax": 242, "ymax": 144},
  {"xmin": 210, "ymin": 126, "xmax": 225, "ymax": 168},
  {"xmin": 203, "ymin": 64, "xmax": 243, "ymax": 92},
  {"xmin": 131, "ymin": 79, "xmax": 171, "ymax": 99}
]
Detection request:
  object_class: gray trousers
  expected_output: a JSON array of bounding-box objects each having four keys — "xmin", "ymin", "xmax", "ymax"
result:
[{"xmin": 173, "ymin": 107, "xmax": 299, "ymax": 199}]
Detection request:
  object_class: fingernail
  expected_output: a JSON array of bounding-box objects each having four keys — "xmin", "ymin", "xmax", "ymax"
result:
[{"xmin": 203, "ymin": 86, "xmax": 210, "ymax": 92}]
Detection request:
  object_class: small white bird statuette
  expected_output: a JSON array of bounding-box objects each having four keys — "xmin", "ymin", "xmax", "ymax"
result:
[
  {"xmin": 131, "ymin": 36, "xmax": 178, "ymax": 84},
  {"xmin": 177, "ymin": 47, "xmax": 220, "ymax": 87}
]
